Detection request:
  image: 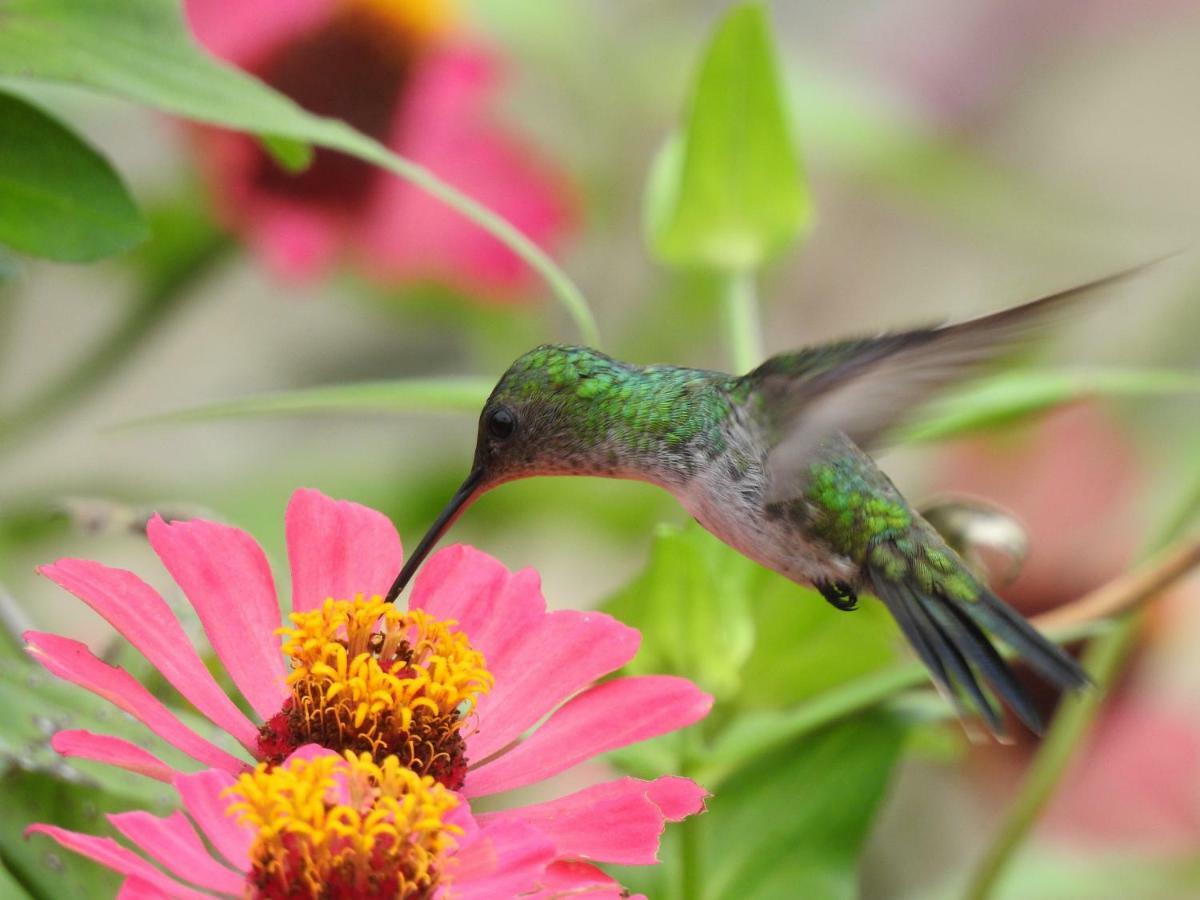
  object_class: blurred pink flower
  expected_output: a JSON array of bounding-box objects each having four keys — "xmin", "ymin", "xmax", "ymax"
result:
[
  {"xmin": 185, "ymin": 0, "xmax": 572, "ymax": 298},
  {"xmin": 1041, "ymin": 692, "xmax": 1200, "ymax": 853},
  {"xmin": 29, "ymin": 488, "xmax": 710, "ymax": 885}
]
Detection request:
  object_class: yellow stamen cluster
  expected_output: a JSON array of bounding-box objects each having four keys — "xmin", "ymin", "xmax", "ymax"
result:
[
  {"xmin": 228, "ymin": 751, "xmax": 460, "ymax": 899},
  {"xmin": 344, "ymin": 0, "xmax": 458, "ymax": 44},
  {"xmin": 284, "ymin": 597, "xmax": 493, "ymax": 726},
  {"xmin": 271, "ymin": 597, "xmax": 493, "ymax": 778}
]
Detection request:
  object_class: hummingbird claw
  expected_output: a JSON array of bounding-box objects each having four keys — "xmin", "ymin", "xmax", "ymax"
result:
[{"xmin": 816, "ymin": 580, "xmax": 858, "ymax": 612}]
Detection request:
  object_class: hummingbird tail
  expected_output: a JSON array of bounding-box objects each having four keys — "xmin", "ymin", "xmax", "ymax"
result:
[{"xmin": 868, "ymin": 549, "xmax": 1090, "ymax": 736}]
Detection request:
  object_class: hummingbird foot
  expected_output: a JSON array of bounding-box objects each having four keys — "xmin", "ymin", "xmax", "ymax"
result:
[{"xmin": 815, "ymin": 580, "xmax": 858, "ymax": 612}]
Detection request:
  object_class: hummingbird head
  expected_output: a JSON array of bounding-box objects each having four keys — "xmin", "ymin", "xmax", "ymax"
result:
[{"xmin": 386, "ymin": 345, "xmax": 636, "ymax": 600}]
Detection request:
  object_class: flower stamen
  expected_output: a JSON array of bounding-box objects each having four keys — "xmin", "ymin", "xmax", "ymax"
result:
[
  {"xmin": 259, "ymin": 597, "xmax": 492, "ymax": 788},
  {"xmin": 227, "ymin": 751, "xmax": 460, "ymax": 899}
]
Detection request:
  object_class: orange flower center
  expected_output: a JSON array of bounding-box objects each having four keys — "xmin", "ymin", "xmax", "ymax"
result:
[
  {"xmin": 258, "ymin": 597, "xmax": 493, "ymax": 789},
  {"xmin": 227, "ymin": 750, "xmax": 460, "ymax": 899}
]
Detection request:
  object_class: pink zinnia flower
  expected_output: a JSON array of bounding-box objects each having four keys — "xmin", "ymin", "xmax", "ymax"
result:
[
  {"xmin": 31, "ymin": 747, "xmax": 559, "ymax": 898},
  {"xmin": 28, "ymin": 489, "xmax": 710, "ymax": 891},
  {"xmin": 185, "ymin": 0, "xmax": 571, "ymax": 297}
]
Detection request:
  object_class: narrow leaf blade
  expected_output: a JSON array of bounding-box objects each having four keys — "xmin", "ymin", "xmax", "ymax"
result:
[{"xmin": 118, "ymin": 377, "xmax": 495, "ymax": 427}]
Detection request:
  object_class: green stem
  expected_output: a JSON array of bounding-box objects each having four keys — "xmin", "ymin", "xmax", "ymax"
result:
[
  {"xmin": 964, "ymin": 617, "xmax": 1139, "ymax": 899},
  {"xmin": 722, "ymin": 268, "xmax": 763, "ymax": 372},
  {"xmin": 322, "ymin": 128, "xmax": 601, "ymax": 346},
  {"xmin": 0, "ymin": 231, "xmax": 232, "ymax": 452},
  {"xmin": 677, "ymin": 727, "xmax": 706, "ymax": 900}
]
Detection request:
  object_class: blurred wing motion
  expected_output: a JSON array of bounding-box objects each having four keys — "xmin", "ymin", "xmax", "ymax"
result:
[{"xmin": 750, "ymin": 261, "xmax": 1159, "ymax": 503}]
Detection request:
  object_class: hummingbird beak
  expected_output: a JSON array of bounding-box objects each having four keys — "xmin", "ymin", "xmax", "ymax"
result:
[{"xmin": 384, "ymin": 466, "xmax": 485, "ymax": 603}]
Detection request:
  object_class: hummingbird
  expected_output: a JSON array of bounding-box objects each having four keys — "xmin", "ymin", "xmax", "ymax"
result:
[{"xmin": 386, "ymin": 265, "xmax": 1155, "ymax": 736}]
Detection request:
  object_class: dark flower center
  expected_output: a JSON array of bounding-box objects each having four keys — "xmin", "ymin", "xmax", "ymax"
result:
[{"xmin": 249, "ymin": 5, "xmax": 420, "ymax": 211}]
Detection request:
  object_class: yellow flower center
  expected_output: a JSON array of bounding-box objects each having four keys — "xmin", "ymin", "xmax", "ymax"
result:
[
  {"xmin": 257, "ymin": 597, "xmax": 493, "ymax": 788},
  {"xmin": 343, "ymin": 0, "xmax": 457, "ymax": 45},
  {"xmin": 227, "ymin": 751, "xmax": 460, "ymax": 899}
]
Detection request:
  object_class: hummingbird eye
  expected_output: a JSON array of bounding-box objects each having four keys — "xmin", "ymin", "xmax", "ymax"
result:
[{"xmin": 485, "ymin": 406, "xmax": 517, "ymax": 441}]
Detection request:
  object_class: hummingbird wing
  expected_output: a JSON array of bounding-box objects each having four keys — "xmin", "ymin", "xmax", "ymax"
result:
[{"xmin": 751, "ymin": 261, "xmax": 1157, "ymax": 504}]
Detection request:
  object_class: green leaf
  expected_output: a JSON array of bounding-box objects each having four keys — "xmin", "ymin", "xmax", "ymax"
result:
[
  {"xmin": 118, "ymin": 377, "xmax": 495, "ymax": 428},
  {"xmin": 0, "ymin": 90, "xmax": 145, "ymax": 261},
  {"xmin": 0, "ymin": 859, "xmax": 34, "ymax": 899},
  {"xmin": 259, "ymin": 134, "xmax": 314, "ymax": 174},
  {"xmin": 0, "ymin": 770, "xmax": 129, "ymax": 900},
  {"xmin": 615, "ymin": 714, "xmax": 907, "ymax": 900},
  {"xmin": 903, "ymin": 368, "xmax": 1200, "ymax": 443},
  {"xmin": 737, "ymin": 564, "xmax": 898, "ymax": 711},
  {"xmin": 702, "ymin": 713, "xmax": 905, "ymax": 900},
  {"xmin": 647, "ymin": 2, "xmax": 812, "ymax": 270},
  {"xmin": 604, "ymin": 521, "xmax": 898, "ymax": 709},
  {"xmin": 0, "ymin": 0, "xmax": 597, "ymax": 342},
  {"xmin": 604, "ymin": 522, "xmax": 756, "ymax": 700},
  {"xmin": 0, "ymin": 659, "xmax": 243, "ymax": 807}
]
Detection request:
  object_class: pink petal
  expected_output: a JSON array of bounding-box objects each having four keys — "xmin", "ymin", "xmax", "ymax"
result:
[
  {"xmin": 25, "ymin": 632, "xmax": 246, "ymax": 773},
  {"xmin": 357, "ymin": 45, "xmax": 572, "ymax": 299},
  {"xmin": 109, "ymin": 810, "xmax": 244, "ymax": 895},
  {"xmin": 415, "ymin": 545, "xmax": 641, "ymax": 762},
  {"xmin": 24, "ymin": 826, "xmax": 212, "ymax": 900},
  {"xmin": 286, "ymin": 489, "xmax": 403, "ymax": 614},
  {"xmin": 410, "ymin": 545, "xmax": 538, "ymax": 645},
  {"xmin": 529, "ymin": 861, "xmax": 628, "ymax": 899},
  {"xmin": 479, "ymin": 776, "xmax": 707, "ymax": 865},
  {"xmin": 51, "ymin": 730, "xmax": 177, "ymax": 783},
  {"xmin": 246, "ymin": 203, "xmax": 343, "ymax": 282},
  {"xmin": 449, "ymin": 818, "xmax": 555, "ymax": 900},
  {"xmin": 183, "ymin": 0, "xmax": 332, "ymax": 68},
  {"xmin": 117, "ymin": 878, "xmax": 172, "ymax": 900},
  {"xmin": 147, "ymin": 516, "xmax": 288, "ymax": 720},
  {"xmin": 464, "ymin": 676, "xmax": 712, "ymax": 797},
  {"xmin": 39, "ymin": 559, "xmax": 260, "ymax": 751},
  {"xmin": 467, "ymin": 608, "xmax": 640, "ymax": 761},
  {"xmin": 174, "ymin": 768, "xmax": 252, "ymax": 872}
]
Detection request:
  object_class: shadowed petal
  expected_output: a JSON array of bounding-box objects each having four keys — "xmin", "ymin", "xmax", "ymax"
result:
[
  {"xmin": 24, "ymin": 826, "xmax": 213, "ymax": 900},
  {"xmin": 147, "ymin": 516, "xmax": 288, "ymax": 719},
  {"xmin": 480, "ymin": 776, "xmax": 707, "ymax": 865},
  {"xmin": 464, "ymin": 676, "xmax": 712, "ymax": 797},
  {"xmin": 286, "ymin": 489, "xmax": 403, "ymax": 614},
  {"xmin": 109, "ymin": 810, "xmax": 244, "ymax": 895},
  {"xmin": 528, "ymin": 861, "xmax": 631, "ymax": 900},
  {"xmin": 174, "ymin": 769, "xmax": 252, "ymax": 871},
  {"xmin": 357, "ymin": 46, "xmax": 571, "ymax": 298},
  {"xmin": 51, "ymin": 731, "xmax": 177, "ymax": 783},
  {"xmin": 467, "ymin": 609, "xmax": 641, "ymax": 761},
  {"xmin": 25, "ymin": 633, "xmax": 245, "ymax": 773},
  {"xmin": 449, "ymin": 818, "xmax": 555, "ymax": 900},
  {"xmin": 39, "ymin": 559, "xmax": 260, "ymax": 750}
]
